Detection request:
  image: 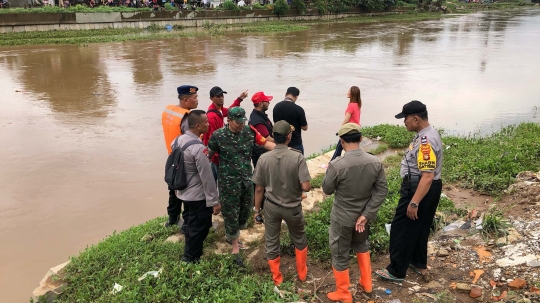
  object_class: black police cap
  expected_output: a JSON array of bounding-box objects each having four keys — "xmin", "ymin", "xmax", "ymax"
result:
[{"xmin": 395, "ymin": 100, "xmax": 427, "ymax": 119}]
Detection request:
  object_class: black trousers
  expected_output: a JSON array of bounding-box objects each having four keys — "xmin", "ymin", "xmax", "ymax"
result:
[
  {"xmin": 182, "ymin": 200, "xmax": 213, "ymax": 262},
  {"xmin": 167, "ymin": 187, "xmax": 182, "ymax": 223},
  {"xmin": 386, "ymin": 179, "xmax": 442, "ymax": 279}
]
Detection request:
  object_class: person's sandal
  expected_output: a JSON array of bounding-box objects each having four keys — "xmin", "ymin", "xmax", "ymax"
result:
[
  {"xmin": 408, "ymin": 264, "xmax": 431, "ymax": 282},
  {"xmin": 226, "ymin": 239, "xmax": 247, "ymax": 250},
  {"xmin": 374, "ymin": 269, "xmax": 404, "ymax": 282}
]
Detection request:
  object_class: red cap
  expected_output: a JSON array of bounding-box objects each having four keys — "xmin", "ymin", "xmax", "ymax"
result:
[{"xmin": 251, "ymin": 91, "xmax": 273, "ymax": 104}]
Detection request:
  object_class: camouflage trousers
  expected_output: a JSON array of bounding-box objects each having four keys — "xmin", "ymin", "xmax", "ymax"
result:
[{"xmin": 220, "ymin": 179, "xmax": 253, "ymax": 241}]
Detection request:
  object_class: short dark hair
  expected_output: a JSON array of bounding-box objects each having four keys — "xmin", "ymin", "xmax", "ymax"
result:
[
  {"xmin": 178, "ymin": 94, "xmax": 191, "ymax": 101},
  {"xmin": 416, "ymin": 111, "xmax": 428, "ymax": 120},
  {"xmin": 340, "ymin": 132, "xmax": 362, "ymax": 143},
  {"xmin": 274, "ymin": 134, "xmax": 288, "ymax": 144},
  {"xmin": 286, "ymin": 87, "xmax": 300, "ymax": 97},
  {"xmin": 188, "ymin": 110, "xmax": 206, "ymax": 129}
]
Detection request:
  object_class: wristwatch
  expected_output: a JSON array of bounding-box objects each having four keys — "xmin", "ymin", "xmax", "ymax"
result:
[
  {"xmin": 253, "ymin": 207, "xmax": 260, "ymax": 213},
  {"xmin": 410, "ymin": 202, "xmax": 419, "ymax": 209}
]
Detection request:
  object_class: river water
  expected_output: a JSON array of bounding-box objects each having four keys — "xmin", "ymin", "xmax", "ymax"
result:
[{"xmin": 1, "ymin": 9, "xmax": 539, "ymax": 302}]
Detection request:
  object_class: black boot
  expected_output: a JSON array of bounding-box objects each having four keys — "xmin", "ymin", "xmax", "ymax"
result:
[
  {"xmin": 179, "ymin": 223, "xmax": 187, "ymax": 234},
  {"xmin": 164, "ymin": 215, "xmax": 179, "ymax": 227}
]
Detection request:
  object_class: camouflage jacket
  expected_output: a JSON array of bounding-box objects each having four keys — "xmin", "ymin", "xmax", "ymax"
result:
[{"xmin": 208, "ymin": 124, "xmax": 266, "ymax": 186}]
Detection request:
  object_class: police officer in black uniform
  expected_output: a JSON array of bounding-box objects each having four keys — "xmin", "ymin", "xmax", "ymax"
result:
[{"xmin": 375, "ymin": 100, "xmax": 443, "ymax": 283}]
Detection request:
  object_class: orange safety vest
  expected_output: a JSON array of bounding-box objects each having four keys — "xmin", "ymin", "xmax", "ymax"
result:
[{"xmin": 162, "ymin": 105, "xmax": 190, "ymax": 154}]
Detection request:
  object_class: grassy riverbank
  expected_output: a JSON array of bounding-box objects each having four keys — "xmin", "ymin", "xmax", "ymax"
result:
[
  {"xmin": 51, "ymin": 218, "xmax": 299, "ymax": 303},
  {"xmin": 1, "ymin": 12, "xmax": 448, "ymax": 47},
  {"xmin": 39, "ymin": 122, "xmax": 539, "ymax": 302}
]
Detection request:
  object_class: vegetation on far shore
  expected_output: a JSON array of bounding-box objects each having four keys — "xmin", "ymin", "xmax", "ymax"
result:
[
  {"xmin": 3, "ymin": 0, "xmax": 536, "ymax": 48},
  {"xmin": 0, "ymin": 11, "xmax": 453, "ymax": 47},
  {"xmin": 43, "ymin": 121, "xmax": 539, "ymax": 302}
]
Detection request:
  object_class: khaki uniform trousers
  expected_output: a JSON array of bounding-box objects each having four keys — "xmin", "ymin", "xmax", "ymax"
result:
[
  {"xmin": 263, "ymin": 200, "xmax": 307, "ymax": 260},
  {"xmin": 329, "ymin": 219, "xmax": 370, "ymax": 271}
]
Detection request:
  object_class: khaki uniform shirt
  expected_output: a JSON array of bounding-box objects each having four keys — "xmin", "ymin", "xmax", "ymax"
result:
[
  {"xmin": 399, "ymin": 125, "xmax": 443, "ymax": 180},
  {"xmin": 174, "ymin": 131, "xmax": 219, "ymax": 207},
  {"xmin": 322, "ymin": 149, "xmax": 388, "ymax": 227},
  {"xmin": 252, "ymin": 145, "xmax": 311, "ymax": 208}
]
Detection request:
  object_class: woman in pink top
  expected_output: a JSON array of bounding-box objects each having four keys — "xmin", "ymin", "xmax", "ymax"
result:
[{"xmin": 330, "ymin": 86, "xmax": 361, "ymax": 161}]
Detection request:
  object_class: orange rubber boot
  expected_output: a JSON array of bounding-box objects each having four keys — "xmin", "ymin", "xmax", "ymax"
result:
[
  {"xmin": 327, "ymin": 267, "xmax": 353, "ymax": 303},
  {"xmin": 267, "ymin": 257, "xmax": 283, "ymax": 286},
  {"xmin": 356, "ymin": 251, "xmax": 373, "ymax": 293},
  {"xmin": 295, "ymin": 246, "xmax": 308, "ymax": 282}
]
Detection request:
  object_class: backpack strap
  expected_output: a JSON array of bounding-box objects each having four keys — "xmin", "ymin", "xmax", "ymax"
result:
[
  {"xmin": 181, "ymin": 139, "xmax": 203, "ymax": 151},
  {"xmin": 180, "ymin": 139, "xmax": 204, "ymax": 187},
  {"xmin": 207, "ymin": 109, "xmax": 221, "ymax": 115},
  {"xmin": 171, "ymin": 136, "xmax": 181, "ymax": 150}
]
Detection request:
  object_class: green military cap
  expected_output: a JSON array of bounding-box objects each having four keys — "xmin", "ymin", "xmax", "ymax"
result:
[
  {"xmin": 228, "ymin": 107, "xmax": 247, "ymax": 123},
  {"xmin": 337, "ymin": 123, "xmax": 362, "ymax": 137},
  {"xmin": 273, "ymin": 120, "xmax": 295, "ymax": 136}
]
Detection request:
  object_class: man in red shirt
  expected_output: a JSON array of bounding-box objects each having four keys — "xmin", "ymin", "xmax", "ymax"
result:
[
  {"xmin": 202, "ymin": 86, "xmax": 248, "ymax": 181},
  {"xmin": 248, "ymin": 91, "xmax": 274, "ymax": 168}
]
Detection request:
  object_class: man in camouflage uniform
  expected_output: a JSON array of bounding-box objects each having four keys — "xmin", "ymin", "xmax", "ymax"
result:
[{"xmin": 208, "ymin": 107, "xmax": 275, "ymax": 266}]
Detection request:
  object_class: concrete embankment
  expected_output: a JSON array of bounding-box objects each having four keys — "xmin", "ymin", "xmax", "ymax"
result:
[{"xmin": 0, "ymin": 8, "xmax": 410, "ymax": 33}]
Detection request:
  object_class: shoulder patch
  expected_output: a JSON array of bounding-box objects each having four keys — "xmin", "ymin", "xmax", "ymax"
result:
[
  {"xmin": 420, "ymin": 136, "xmax": 428, "ymax": 145},
  {"xmin": 202, "ymin": 148, "xmax": 208, "ymax": 155}
]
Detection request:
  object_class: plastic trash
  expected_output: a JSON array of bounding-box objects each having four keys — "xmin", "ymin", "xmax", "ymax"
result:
[
  {"xmin": 165, "ymin": 24, "xmax": 173, "ymax": 31},
  {"xmin": 137, "ymin": 268, "xmax": 163, "ymax": 281},
  {"xmin": 385, "ymin": 289, "xmax": 392, "ymax": 295},
  {"xmin": 443, "ymin": 220, "xmax": 466, "ymax": 232},
  {"xmin": 475, "ymin": 218, "xmax": 483, "ymax": 230},
  {"xmin": 387, "ymin": 299, "xmax": 401, "ymax": 303},
  {"xmin": 111, "ymin": 283, "xmax": 123, "ymax": 294},
  {"xmin": 385, "ymin": 223, "xmax": 392, "ymax": 235}
]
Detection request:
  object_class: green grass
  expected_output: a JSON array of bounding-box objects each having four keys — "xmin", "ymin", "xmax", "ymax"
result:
[
  {"xmin": 363, "ymin": 122, "xmax": 540, "ymax": 195},
  {"xmin": 0, "ymin": 29, "xmax": 212, "ymax": 47},
  {"xmin": 443, "ymin": 123, "xmax": 540, "ymax": 195},
  {"xmin": 370, "ymin": 143, "xmax": 389, "ymax": 155},
  {"xmin": 0, "ymin": 11, "xmax": 453, "ymax": 47},
  {"xmin": 413, "ymin": 290, "xmax": 453, "ymax": 303},
  {"xmin": 306, "ymin": 144, "xmax": 336, "ymax": 160},
  {"xmin": 52, "ymin": 217, "xmax": 298, "ymax": 303},
  {"xmin": 363, "ymin": 124, "xmax": 415, "ymax": 148},
  {"xmin": 291, "ymin": 195, "xmax": 334, "ymax": 261},
  {"xmin": 310, "ymin": 173, "xmax": 325, "ymax": 188},
  {"xmin": 481, "ymin": 206, "xmax": 511, "ymax": 240},
  {"xmin": 0, "ymin": 21, "xmax": 310, "ymax": 47}
]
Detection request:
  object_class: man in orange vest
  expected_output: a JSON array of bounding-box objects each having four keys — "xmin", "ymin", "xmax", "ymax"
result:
[{"xmin": 162, "ymin": 85, "xmax": 199, "ymax": 230}]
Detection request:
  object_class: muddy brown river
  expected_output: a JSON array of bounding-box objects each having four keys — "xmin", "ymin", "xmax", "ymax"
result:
[{"xmin": 1, "ymin": 9, "xmax": 540, "ymax": 302}]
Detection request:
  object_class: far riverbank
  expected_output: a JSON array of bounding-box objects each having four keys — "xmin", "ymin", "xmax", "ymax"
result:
[{"xmin": 1, "ymin": 1, "xmax": 537, "ymax": 39}]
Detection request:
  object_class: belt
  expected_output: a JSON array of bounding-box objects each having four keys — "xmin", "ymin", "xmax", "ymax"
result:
[
  {"xmin": 403, "ymin": 174, "xmax": 421, "ymax": 183},
  {"xmin": 265, "ymin": 197, "xmax": 283, "ymax": 208},
  {"xmin": 402, "ymin": 175, "xmax": 441, "ymax": 183}
]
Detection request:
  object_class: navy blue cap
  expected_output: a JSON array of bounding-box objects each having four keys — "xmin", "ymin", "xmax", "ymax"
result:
[{"xmin": 177, "ymin": 85, "xmax": 198, "ymax": 96}]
